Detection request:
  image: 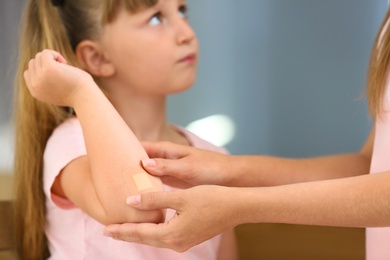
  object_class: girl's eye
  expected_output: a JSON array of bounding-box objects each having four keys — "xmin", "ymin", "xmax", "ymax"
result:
[
  {"xmin": 148, "ymin": 13, "xmax": 162, "ymax": 26},
  {"xmin": 178, "ymin": 5, "xmax": 188, "ymax": 19}
]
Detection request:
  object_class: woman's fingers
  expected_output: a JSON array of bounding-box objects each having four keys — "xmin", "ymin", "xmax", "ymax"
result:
[{"xmin": 125, "ymin": 190, "xmax": 182, "ymax": 210}]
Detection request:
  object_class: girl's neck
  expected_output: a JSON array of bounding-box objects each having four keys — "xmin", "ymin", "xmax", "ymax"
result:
[{"xmin": 109, "ymin": 93, "xmax": 166, "ymax": 141}]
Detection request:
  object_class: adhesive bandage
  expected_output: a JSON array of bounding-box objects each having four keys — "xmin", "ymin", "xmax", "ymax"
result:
[
  {"xmin": 123, "ymin": 168, "xmax": 154, "ymax": 193},
  {"xmin": 132, "ymin": 173, "xmax": 154, "ymax": 191}
]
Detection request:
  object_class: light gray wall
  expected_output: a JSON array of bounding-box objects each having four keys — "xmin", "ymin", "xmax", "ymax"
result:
[
  {"xmin": 168, "ymin": 0, "xmax": 387, "ymax": 157},
  {"xmin": 0, "ymin": 0, "xmax": 24, "ymax": 123},
  {"xmin": 0, "ymin": 0, "xmax": 25, "ymax": 172},
  {"xmin": 0, "ymin": 1, "xmax": 387, "ymax": 172}
]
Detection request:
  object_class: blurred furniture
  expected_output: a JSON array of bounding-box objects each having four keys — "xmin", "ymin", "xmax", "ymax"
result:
[
  {"xmin": 0, "ymin": 174, "xmax": 17, "ymax": 260},
  {"xmin": 235, "ymin": 223, "xmax": 364, "ymax": 260}
]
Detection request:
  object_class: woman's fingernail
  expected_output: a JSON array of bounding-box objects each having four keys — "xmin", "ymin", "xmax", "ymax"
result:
[
  {"xmin": 142, "ymin": 159, "xmax": 156, "ymax": 168},
  {"xmin": 126, "ymin": 195, "xmax": 141, "ymax": 205}
]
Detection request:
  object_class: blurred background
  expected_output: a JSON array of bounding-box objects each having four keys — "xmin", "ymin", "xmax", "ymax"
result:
[
  {"xmin": 0, "ymin": 1, "xmax": 24, "ymax": 174},
  {"xmin": 0, "ymin": 0, "xmax": 388, "ymax": 259},
  {"xmin": 0, "ymin": 0, "xmax": 386, "ymax": 172},
  {"xmin": 170, "ymin": 0, "xmax": 386, "ymax": 157}
]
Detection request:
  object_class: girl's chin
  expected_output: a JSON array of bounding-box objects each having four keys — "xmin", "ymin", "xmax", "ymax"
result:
[
  {"xmin": 170, "ymin": 84, "xmax": 194, "ymax": 94},
  {"xmin": 171, "ymin": 77, "xmax": 196, "ymax": 93}
]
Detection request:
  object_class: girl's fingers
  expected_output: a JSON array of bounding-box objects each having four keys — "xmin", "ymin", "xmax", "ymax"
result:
[
  {"xmin": 34, "ymin": 52, "xmax": 43, "ymax": 69},
  {"xmin": 53, "ymin": 52, "xmax": 67, "ymax": 64},
  {"xmin": 42, "ymin": 49, "xmax": 67, "ymax": 64},
  {"xmin": 26, "ymin": 59, "xmax": 36, "ymax": 85},
  {"xmin": 23, "ymin": 71, "xmax": 30, "ymax": 88}
]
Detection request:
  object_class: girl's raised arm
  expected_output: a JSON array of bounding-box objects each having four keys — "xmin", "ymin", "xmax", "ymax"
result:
[{"xmin": 25, "ymin": 49, "xmax": 165, "ymax": 225}]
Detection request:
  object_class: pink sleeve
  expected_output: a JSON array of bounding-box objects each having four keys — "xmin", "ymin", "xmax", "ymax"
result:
[
  {"xmin": 43, "ymin": 118, "xmax": 87, "ymax": 209},
  {"xmin": 172, "ymin": 125, "xmax": 230, "ymax": 155}
]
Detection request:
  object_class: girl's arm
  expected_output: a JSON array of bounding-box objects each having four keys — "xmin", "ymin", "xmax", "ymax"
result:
[{"xmin": 25, "ymin": 50, "xmax": 164, "ymax": 225}]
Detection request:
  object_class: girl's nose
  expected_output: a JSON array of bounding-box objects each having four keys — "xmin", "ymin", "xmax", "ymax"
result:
[{"xmin": 175, "ymin": 18, "xmax": 196, "ymax": 45}]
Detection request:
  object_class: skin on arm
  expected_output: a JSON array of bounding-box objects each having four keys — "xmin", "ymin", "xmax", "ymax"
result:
[
  {"xmin": 141, "ymin": 127, "xmax": 374, "ymax": 187},
  {"xmin": 25, "ymin": 50, "xmax": 165, "ymax": 225},
  {"xmin": 239, "ymin": 171, "xmax": 390, "ymax": 228},
  {"xmin": 227, "ymin": 126, "xmax": 374, "ymax": 187},
  {"xmin": 104, "ymin": 168, "xmax": 390, "ymax": 252},
  {"xmin": 103, "ymin": 128, "xmax": 375, "ymax": 250}
]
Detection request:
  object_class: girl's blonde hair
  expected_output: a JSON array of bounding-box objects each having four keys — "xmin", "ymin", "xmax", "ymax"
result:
[
  {"xmin": 367, "ymin": 8, "xmax": 390, "ymax": 117},
  {"xmin": 13, "ymin": 0, "xmax": 156, "ymax": 259}
]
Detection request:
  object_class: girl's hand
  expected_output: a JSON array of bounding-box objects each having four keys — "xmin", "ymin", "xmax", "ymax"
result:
[
  {"xmin": 24, "ymin": 49, "xmax": 95, "ymax": 107},
  {"xmin": 103, "ymin": 185, "xmax": 239, "ymax": 252}
]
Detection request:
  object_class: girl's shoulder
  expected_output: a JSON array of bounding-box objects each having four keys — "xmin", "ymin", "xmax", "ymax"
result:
[
  {"xmin": 171, "ymin": 124, "xmax": 229, "ymax": 155},
  {"xmin": 53, "ymin": 116, "xmax": 82, "ymax": 134},
  {"xmin": 45, "ymin": 116, "xmax": 86, "ymax": 157}
]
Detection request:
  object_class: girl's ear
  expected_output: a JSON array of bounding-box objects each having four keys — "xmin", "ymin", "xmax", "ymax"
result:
[{"xmin": 75, "ymin": 40, "xmax": 115, "ymax": 77}]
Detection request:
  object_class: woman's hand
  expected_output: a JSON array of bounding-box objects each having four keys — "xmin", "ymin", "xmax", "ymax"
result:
[
  {"xmin": 141, "ymin": 142, "xmax": 235, "ymax": 186},
  {"xmin": 103, "ymin": 185, "xmax": 240, "ymax": 252},
  {"xmin": 23, "ymin": 49, "xmax": 95, "ymax": 107}
]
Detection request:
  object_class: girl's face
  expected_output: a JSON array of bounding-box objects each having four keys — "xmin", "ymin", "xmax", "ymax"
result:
[{"xmin": 100, "ymin": 0, "xmax": 198, "ymax": 96}]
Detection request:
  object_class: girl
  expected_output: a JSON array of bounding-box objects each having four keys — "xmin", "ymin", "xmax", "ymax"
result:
[{"xmin": 15, "ymin": 0, "xmax": 237, "ymax": 259}]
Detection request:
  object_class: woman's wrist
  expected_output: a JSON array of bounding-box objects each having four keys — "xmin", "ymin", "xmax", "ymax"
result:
[
  {"xmin": 224, "ymin": 156, "xmax": 253, "ymax": 187},
  {"xmin": 222, "ymin": 187, "xmax": 260, "ymax": 227}
]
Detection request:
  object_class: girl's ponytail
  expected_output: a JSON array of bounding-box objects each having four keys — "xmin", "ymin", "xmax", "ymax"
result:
[{"xmin": 13, "ymin": 1, "xmax": 74, "ymax": 259}]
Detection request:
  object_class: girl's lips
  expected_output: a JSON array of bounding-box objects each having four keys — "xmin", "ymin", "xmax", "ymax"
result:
[{"xmin": 179, "ymin": 54, "xmax": 196, "ymax": 63}]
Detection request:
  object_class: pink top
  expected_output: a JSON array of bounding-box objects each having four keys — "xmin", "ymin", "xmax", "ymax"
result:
[
  {"xmin": 43, "ymin": 117, "xmax": 226, "ymax": 260},
  {"xmin": 366, "ymin": 82, "xmax": 390, "ymax": 260}
]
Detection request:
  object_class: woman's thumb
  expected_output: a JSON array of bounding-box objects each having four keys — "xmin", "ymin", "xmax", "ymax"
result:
[
  {"xmin": 141, "ymin": 158, "xmax": 183, "ymax": 178},
  {"xmin": 125, "ymin": 191, "xmax": 180, "ymax": 211}
]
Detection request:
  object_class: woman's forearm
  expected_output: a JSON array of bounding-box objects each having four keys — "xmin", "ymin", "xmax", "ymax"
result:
[
  {"xmin": 227, "ymin": 128, "xmax": 374, "ymax": 187},
  {"xmin": 228, "ymin": 153, "xmax": 371, "ymax": 187},
  {"xmin": 235, "ymin": 171, "xmax": 390, "ymax": 228},
  {"xmin": 103, "ymin": 172, "xmax": 390, "ymax": 251}
]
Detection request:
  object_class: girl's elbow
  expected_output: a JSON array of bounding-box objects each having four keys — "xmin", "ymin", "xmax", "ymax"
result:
[{"xmin": 99, "ymin": 208, "xmax": 166, "ymax": 225}]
